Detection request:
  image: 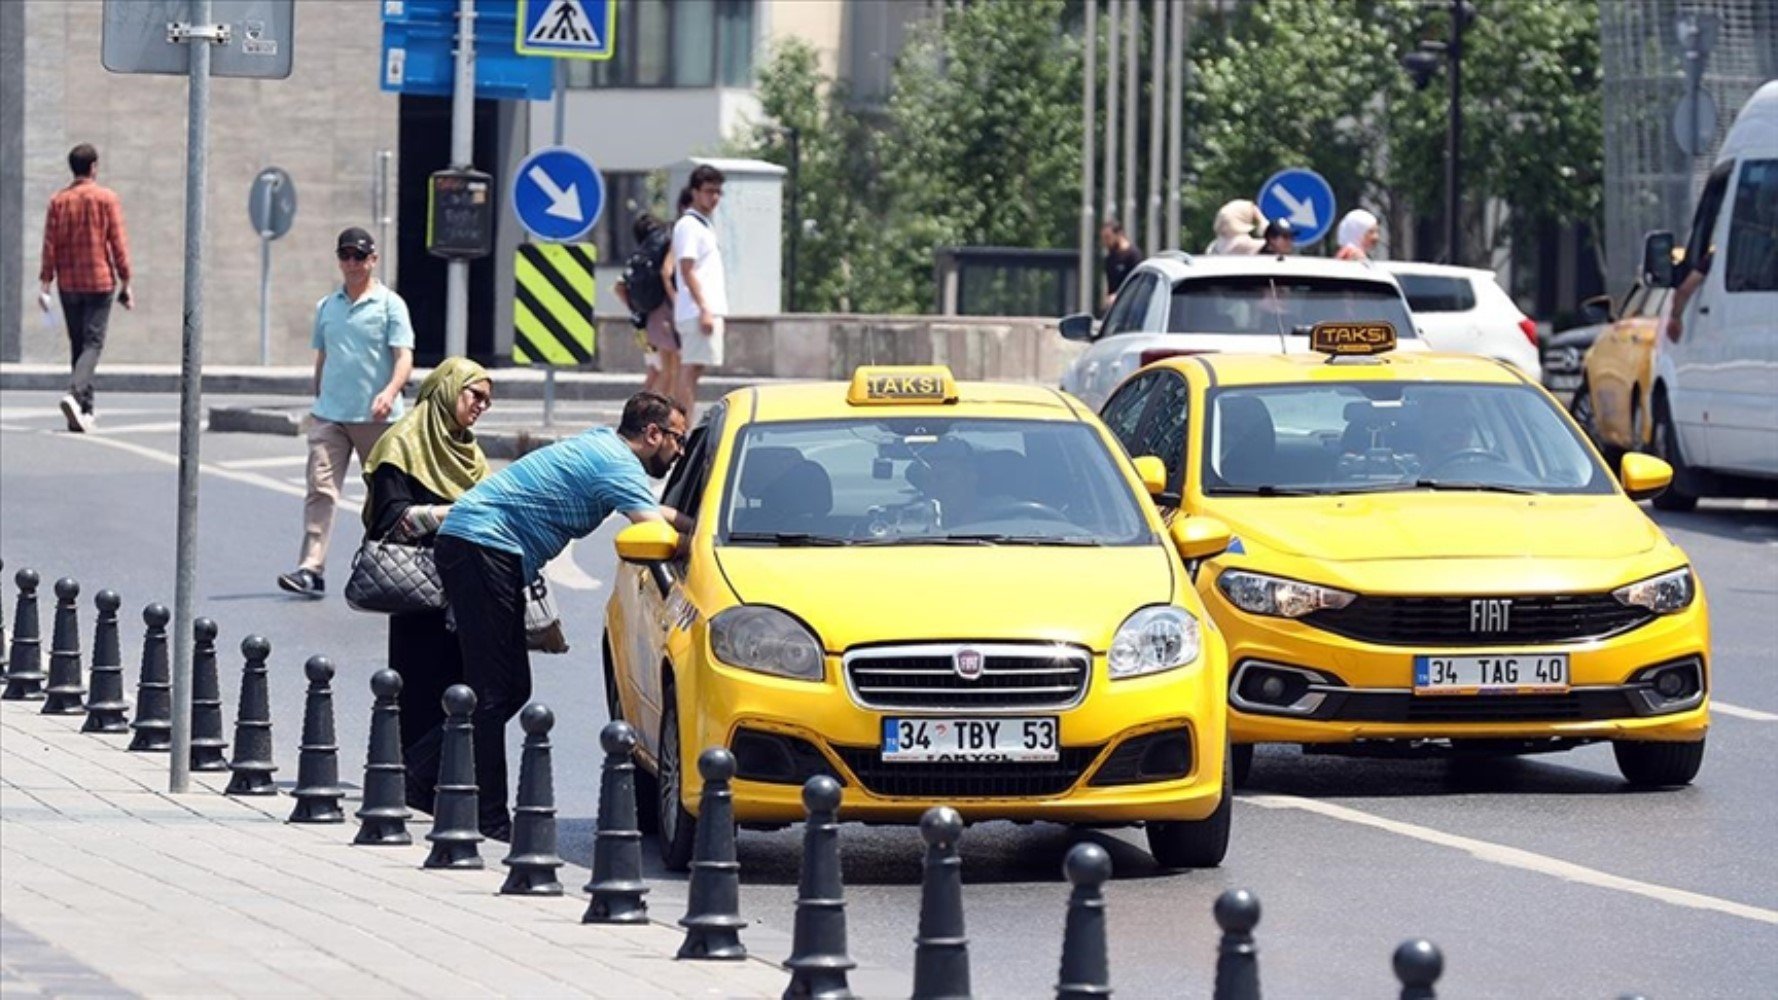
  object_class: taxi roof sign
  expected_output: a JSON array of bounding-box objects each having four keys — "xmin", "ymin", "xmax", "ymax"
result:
[
  {"xmin": 847, "ymin": 366, "xmax": 960, "ymax": 405},
  {"xmin": 1310, "ymin": 321, "xmax": 1397, "ymax": 357}
]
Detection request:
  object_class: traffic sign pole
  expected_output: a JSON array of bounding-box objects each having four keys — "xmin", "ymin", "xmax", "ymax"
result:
[{"xmin": 446, "ymin": 0, "xmax": 476, "ymax": 360}]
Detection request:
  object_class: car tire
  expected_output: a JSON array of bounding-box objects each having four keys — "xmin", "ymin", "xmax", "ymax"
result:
[
  {"xmin": 1650, "ymin": 396, "xmax": 1700, "ymax": 512},
  {"xmin": 1230, "ymin": 743, "xmax": 1255, "ymax": 789},
  {"xmin": 1146, "ymin": 745, "xmax": 1232, "ymax": 870},
  {"xmin": 655, "ymin": 686, "xmax": 698, "ymax": 871},
  {"xmin": 1612, "ymin": 738, "xmax": 1705, "ymax": 788},
  {"xmin": 1569, "ymin": 378, "xmax": 1620, "ymax": 463}
]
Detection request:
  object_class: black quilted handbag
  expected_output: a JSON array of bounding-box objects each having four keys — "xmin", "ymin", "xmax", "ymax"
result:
[{"xmin": 344, "ymin": 539, "xmax": 447, "ymax": 615}]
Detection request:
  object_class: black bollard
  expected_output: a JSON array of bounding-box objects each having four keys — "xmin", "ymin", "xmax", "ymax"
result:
[
  {"xmin": 1055, "ymin": 843, "xmax": 1112, "ymax": 1000},
  {"xmin": 81, "ymin": 590, "xmax": 130, "ymax": 733},
  {"xmin": 354, "ymin": 669, "xmax": 412, "ymax": 845},
  {"xmin": 583, "ymin": 720, "xmax": 649, "ymax": 924},
  {"xmin": 287, "ymin": 656, "xmax": 344, "ymax": 822},
  {"xmin": 188, "ymin": 618, "xmax": 229, "ymax": 771},
  {"xmin": 126, "ymin": 604, "xmax": 172, "ymax": 751},
  {"xmin": 41, "ymin": 578, "xmax": 87, "ymax": 715},
  {"xmin": 2, "ymin": 568, "xmax": 45, "ymax": 701},
  {"xmin": 912, "ymin": 806, "xmax": 971, "ymax": 1000},
  {"xmin": 500, "ymin": 704, "xmax": 565, "ymax": 895},
  {"xmin": 224, "ymin": 636, "xmax": 278, "ymax": 795},
  {"xmin": 1392, "ymin": 939, "xmax": 1442, "ymax": 1000},
  {"xmin": 1212, "ymin": 889, "xmax": 1261, "ymax": 1000},
  {"xmin": 677, "ymin": 747, "xmax": 746, "ymax": 961},
  {"xmin": 784, "ymin": 775, "xmax": 856, "ymax": 1000},
  {"xmin": 424, "ymin": 684, "xmax": 484, "ymax": 869}
]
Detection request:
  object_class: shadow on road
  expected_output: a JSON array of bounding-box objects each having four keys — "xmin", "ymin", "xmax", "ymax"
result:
[{"xmin": 1238, "ymin": 744, "xmax": 1668, "ymax": 799}]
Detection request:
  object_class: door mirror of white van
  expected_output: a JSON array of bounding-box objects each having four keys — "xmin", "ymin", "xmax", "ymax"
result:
[
  {"xmin": 1642, "ymin": 231, "xmax": 1677, "ymax": 289},
  {"xmin": 1059, "ymin": 313, "xmax": 1097, "ymax": 342},
  {"xmin": 1620, "ymin": 452, "xmax": 1674, "ymax": 501}
]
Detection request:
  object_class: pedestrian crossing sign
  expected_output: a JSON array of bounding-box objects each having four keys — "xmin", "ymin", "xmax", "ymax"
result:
[{"xmin": 515, "ymin": 0, "xmax": 614, "ymax": 60}]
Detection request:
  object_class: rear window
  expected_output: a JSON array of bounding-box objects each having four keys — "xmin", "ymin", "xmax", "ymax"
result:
[
  {"xmin": 1395, "ymin": 273, "xmax": 1478, "ymax": 313},
  {"xmin": 1166, "ymin": 277, "xmax": 1417, "ymax": 337}
]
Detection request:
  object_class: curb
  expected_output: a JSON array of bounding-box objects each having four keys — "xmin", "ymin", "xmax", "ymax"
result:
[
  {"xmin": 2, "ymin": 366, "xmax": 774, "ymax": 402},
  {"xmin": 206, "ymin": 406, "xmax": 570, "ymax": 460}
]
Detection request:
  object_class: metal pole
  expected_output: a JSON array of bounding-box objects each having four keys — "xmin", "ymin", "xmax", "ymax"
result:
[
  {"xmin": 259, "ymin": 236, "xmax": 271, "ymax": 365},
  {"xmin": 785, "ymin": 126, "xmax": 800, "ymax": 312},
  {"xmin": 543, "ymin": 57, "xmax": 566, "ymax": 428},
  {"xmin": 1078, "ymin": 0, "xmax": 1097, "ymax": 313},
  {"xmin": 170, "ymin": 0, "xmax": 216, "ymax": 795},
  {"xmin": 445, "ymin": 0, "xmax": 475, "ymax": 359},
  {"xmin": 1145, "ymin": 0, "xmax": 1164, "ymax": 256},
  {"xmin": 1165, "ymin": 0, "xmax": 1184, "ymax": 249},
  {"xmin": 375, "ymin": 150, "xmax": 392, "ymax": 280},
  {"xmin": 1121, "ymin": 1, "xmax": 1138, "ymax": 247},
  {"xmin": 1445, "ymin": 0, "xmax": 1462, "ymax": 266},
  {"xmin": 1103, "ymin": 0, "xmax": 1118, "ymax": 221}
]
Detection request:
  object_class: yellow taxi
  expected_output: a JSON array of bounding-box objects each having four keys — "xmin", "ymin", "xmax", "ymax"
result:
[
  {"xmin": 603, "ymin": 366, "xmax": 1236, "ymax": 871},
  {"xmin": 1094, "ymin": 324, "xmax": 1710, "ymax": 787},
  {"xmin": 1570, "ymin": 250, "xmax": 1682, "ymax": 459}
]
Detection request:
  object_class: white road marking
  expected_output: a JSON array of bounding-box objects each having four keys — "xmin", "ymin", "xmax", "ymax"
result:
[
  {"xmin": 89, "ymin": 421, "xmax": 183, "ymax": 435},
  {"xmin": 214, "ymin": 455, "xmax": 308, "ymax": 470},
  {"xmin": 542, "ymin": 539, "xmax": 603, "ymax": 591},
  {"xmin": 1713, "ymin": 701, "xmax": 1778, "ymax": 722},
  {"xmin": 48, "ymin": 430, "xmax": 360, "ymax": 513},
  {"xmin": 1243, "ymin": 794, "xmax": 1778, "ymax": 926},
  {"xmin": 0, "ymin": 406, "xmax": 158, "ymax": 421}
]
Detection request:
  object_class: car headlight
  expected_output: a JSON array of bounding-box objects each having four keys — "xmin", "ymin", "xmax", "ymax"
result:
[
  {"xmin": 709, "ymin": 606, "xmax": 825, "ymax": 680},
  {"xmin": 1108, "ymin": 606, "xmax": 1200, "ymax": 679},
  {"xmin": 1613, "ymin": 567, "xmax": 1694, "ymax": 615},
  {"xmin": 1217, "ymin": 570, "xmax": 1355, "ymax": 618}
]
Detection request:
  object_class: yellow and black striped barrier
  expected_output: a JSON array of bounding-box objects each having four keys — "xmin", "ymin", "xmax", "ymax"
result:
[{"xmin": 513, "ymin": 242, "xmax": 597, "ymax": 365}]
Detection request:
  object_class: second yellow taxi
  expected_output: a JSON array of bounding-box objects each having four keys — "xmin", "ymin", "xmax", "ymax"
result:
[
  {"xmin": 1095, "ymin": 324, "xmax": 1710, "ymax": 787},
  {"xmin": 603, "ymin": 366, "xmax": 1234, "ymax": 871}
]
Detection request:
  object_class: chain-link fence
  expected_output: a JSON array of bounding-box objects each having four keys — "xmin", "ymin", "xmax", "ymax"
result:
[{"xmin": 1601, "ymin": 0, "xmax": 1778, "ymax": 294}]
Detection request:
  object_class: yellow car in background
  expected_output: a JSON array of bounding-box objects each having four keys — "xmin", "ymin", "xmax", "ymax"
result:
[
  {"xmin": 1570, "ymin": 252, "xmax": 1682, "ymax": 459},
  {"xmin": 603, "ymin": 366, "xmax": 1235, "ymax": 871},
  {"xmin": 1096, "ymin": 325, "xmax": 1710, "ymax": 787}
]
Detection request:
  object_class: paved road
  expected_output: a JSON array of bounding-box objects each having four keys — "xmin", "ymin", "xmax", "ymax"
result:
[{"xmin": 3, "ymin": 390, "xmax": 1775, "ymax": 998}]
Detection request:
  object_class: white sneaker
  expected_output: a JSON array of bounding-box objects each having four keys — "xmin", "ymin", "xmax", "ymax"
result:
[{"xmin": 58, "ymin": 395, "xmax": 86, "ymax": 433}]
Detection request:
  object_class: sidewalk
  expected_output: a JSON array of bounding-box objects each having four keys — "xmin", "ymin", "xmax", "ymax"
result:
[{"xmin": 0, "ymin": 701, "xmax": 790, "ymax": 999}]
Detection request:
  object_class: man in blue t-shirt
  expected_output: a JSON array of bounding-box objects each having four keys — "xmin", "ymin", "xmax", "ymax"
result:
[{"xmin": 427, "ymin": 391, "xmax": 692, "ymax": 840}]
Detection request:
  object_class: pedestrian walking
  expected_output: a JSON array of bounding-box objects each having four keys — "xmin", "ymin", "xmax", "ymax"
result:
[
  {"xmin": 278, "ymin": 228, "xmax": 416, "ymax": 599},
  {"xmin": 38, "ymin": 143, "xmax": 132, "ymax": 433},
  {"xmin": 1259, "ymin": 218, "xmax": 1296, "ymax": 256},
  {"xmin": 614, "ymin": 214, "xmax": 676, "ymax": 396},
  {"xmin": 359, "ymin": 357, "xmax": 493, "ymax": 812},
  {"xmin": 427, "ymin": 391, "xmax": 693, "ymax": 840},
  {"xmin": 1100, "ymin": 218, "xmax": 1142, "ymax": 311},
  {"xmin": 1205, "ymin": 199, "xmax": 1266, "ymax": 255},
  {"xmin": 672, "ymin": 165, "xmax": 727, "ymax": 421},
  {"xmin": 1335, "ymin": 209, "xmax": 1381, "ymax": 261}
]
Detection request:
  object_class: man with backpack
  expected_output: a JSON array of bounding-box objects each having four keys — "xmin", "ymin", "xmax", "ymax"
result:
[{"xmin": 614, "ymin": 213, "xmax": 676, "ymax": 395}]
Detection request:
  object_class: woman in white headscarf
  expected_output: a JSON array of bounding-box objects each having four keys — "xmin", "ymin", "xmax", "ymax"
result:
[
  {"xmin": 1204, "ymin": 199, "xmax": 1267, "ymax": 255},
  {"xmin": 1335, "ymin": 209, "xmax": 1381, "ymax": 261}
]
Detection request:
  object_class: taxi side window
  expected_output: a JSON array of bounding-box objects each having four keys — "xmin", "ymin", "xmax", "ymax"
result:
[
  {"xmin": 1133, "ymin": 373, "xmax": 1189, "ymax": 496},
  {"xmin": 662, "ymin": 403, "xmax": 726, "ymax": 521},
  {"xmin": 1099, "ymin": 372, "xmax": 1164, "ymax": 454}
]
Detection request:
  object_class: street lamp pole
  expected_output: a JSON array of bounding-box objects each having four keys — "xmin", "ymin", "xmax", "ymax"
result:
[{"xmin": 1445, "ymin": 0, "xmax": 1463, "ymax": 267}]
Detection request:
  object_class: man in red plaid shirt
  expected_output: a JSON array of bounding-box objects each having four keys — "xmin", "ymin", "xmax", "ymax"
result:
[{"xmin": 39, "ymin": 143, "xmax": 133, "ymax": 433}]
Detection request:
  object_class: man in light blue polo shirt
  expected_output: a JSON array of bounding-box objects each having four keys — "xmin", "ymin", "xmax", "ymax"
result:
[{"xmin": 278, "ymin": 227, "xmax": 415, "ymax": 597}]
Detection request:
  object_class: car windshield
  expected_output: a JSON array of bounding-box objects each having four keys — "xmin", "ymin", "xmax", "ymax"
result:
[
  {"xmin": 721, "ymin": 418, "xmax": 1152, "ymax": 546},
  {"xmin": 1168, "ymin": 277, "xmax": 1417, "ymax": 337},
  {"xmin": 1201, "ymin": 381, "xmax": 1614, "ymax": 496}
]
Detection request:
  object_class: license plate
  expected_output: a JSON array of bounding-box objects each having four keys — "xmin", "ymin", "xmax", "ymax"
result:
[
  {"xmin": 882, "ymin": 717, "xmax": 1059, "ymax": 763},
  {"xmin": 1414, "ymin": 654, "xmax": 1570, "ymax": 694}
]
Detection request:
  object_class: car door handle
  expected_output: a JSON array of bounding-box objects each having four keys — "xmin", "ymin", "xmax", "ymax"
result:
[{"xmin": 1697, "ymin": 306, "xmax": 1710, "ymax": 315}]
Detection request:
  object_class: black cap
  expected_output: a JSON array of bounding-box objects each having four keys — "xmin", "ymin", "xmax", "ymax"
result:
[
  {"xmin": 336, "ymin": 227, "xmax": 375, "ymax": 254},
  {"xmin": 1263, "ymin": 218, "xmax": 1294, "ymax": 240}
]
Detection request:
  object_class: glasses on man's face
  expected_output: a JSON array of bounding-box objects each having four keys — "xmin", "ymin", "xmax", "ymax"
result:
[
  {"xmin": 337, "ymin": 249, "xmax": 371, "ymax": 262},
  {"xmin": 654, "ymin": 424, "xmax": 686, "ymax": 448}
]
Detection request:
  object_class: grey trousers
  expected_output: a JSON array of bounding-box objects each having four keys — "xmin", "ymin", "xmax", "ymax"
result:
[{"xmin": 60, "ymin": 290, "xmax": 113, "ymax": 413}]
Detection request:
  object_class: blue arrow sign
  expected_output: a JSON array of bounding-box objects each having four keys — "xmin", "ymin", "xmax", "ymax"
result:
[
  {"xmin": 516, "ymin": 0, "xmax": 615, "ymax": 60},
  {"xmin": 1256, "ymin": 168, "xmax": 1336, "ymax": 247},
  {"xmin": 512, "ymin": 147, "xmax": 604, "ymax": 243}
]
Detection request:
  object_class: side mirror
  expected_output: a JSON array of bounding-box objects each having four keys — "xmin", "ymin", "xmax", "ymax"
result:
[
  {"xmin": 615, "ymin": 520, "xmax": 680, "ymax": 563},
  {"xmin": 1059, "ymin": 312, "xmax": 1097, "ymax": 342},
  {"xmin": 1169, "ymin": 516, "xmax": 1232, "ymax": 562},
  {"xmin": 1579, "ymin": 294, "xmax": 1616, "ymax": 325},
  {"xmin": 1642, "ymin": 231, "xmax": 1677, "ymax": 289},
  {"xmin": 1132, "ymin": 455, "xmax": 1168, "ymax": 497},
  {"xmin": 1619, "ymin": 453, "xmax": 1673, "ymax": 502}
]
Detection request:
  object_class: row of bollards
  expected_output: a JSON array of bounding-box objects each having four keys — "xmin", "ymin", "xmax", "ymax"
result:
[{"xmin": 3, "ymin": 566, "xmax": 1468, "ymax": 999}]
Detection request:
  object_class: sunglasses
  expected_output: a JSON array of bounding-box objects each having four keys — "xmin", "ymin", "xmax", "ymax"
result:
[
  {"xmin": 463, "ymin": 386, "xmax": 493, "ymax": 409},
  {"xmin": 336, "ymin": 248, "xmax": 372, "ymax": 262},
  {"xmin": 654, "ymin": 424, "xmax": 686, "ymax": 447}
]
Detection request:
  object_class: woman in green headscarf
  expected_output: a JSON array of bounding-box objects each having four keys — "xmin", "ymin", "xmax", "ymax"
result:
[{"xmin": 361, "ymin": 357, "xmax": 493, "ymax": 811}]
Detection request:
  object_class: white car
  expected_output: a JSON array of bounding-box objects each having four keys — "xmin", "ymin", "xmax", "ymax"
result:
[
  {"xmin": 1058, "ymin": 253, "xmax": 1423, "ymax": 410},
  {"xmin": 1380, "ymin": 261, "xmax": 1541, "ymax": 375}
]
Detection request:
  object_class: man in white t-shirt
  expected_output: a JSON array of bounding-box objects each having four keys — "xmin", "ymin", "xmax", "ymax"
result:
[{"xmin": 671, "ymin": 164, "xmax": 727, "ymax": 419}]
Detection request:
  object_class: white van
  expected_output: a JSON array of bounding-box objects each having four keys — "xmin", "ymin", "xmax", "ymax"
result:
[{"xmin": 1642, "ymin": 79, "xmax": 1778, "ymax": 510}]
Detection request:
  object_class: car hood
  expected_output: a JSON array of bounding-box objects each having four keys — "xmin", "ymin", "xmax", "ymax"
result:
[{"xmin": 713, "ymin": 544, "xmax": 1177, "ymax": 652}]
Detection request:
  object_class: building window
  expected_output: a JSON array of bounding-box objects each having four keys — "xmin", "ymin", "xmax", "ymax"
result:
[{"xmin": 567, "ymin": 0, "xmax": 754, "ymax": 90}]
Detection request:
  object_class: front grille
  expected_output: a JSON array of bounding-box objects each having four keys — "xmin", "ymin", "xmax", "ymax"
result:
[
  {"xmin": 833, "ymin": 745, "xmax": 1103, "ymax": 798},
  {"xmin": 1317, "ymin": 688, "xmax": 1643, "ymax": 724},
  {"xmin": 844, "ymin": 643, "xmax": 1091, "ymax": 710},
  {"xmin": 1304, "ymin": 594, "xmax": 1655, "ymax": 646}
]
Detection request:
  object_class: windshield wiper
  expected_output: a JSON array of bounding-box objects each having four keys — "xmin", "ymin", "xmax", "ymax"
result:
[
  {"xmin": 726, "ymin": 531, "xmax": 851, "ymax": 547},
  {"xmin": 851, "ymin": 534, "xmax": 994, "ymax": 546},
  {"xmin": 1209, "ymin": 485, "xmax": 1319, "ymax": 497},
  {"xmin": 1322, "ymin": 479, "xmax": 1540, "ymax": 496},
  {"xmin": 941, "ymin": 533, "xmax": 1102, "ymax": 546}
]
